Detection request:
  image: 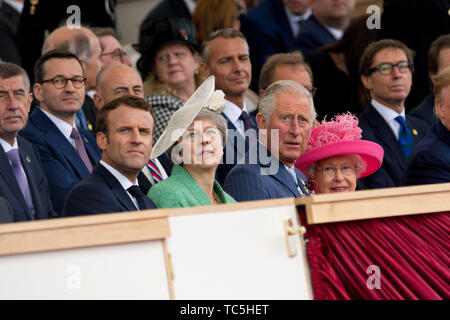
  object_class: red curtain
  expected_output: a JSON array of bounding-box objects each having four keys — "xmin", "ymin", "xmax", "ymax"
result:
[{"xmin": 302, "ymin": 211, "xmax": 450, "ymax": 300}]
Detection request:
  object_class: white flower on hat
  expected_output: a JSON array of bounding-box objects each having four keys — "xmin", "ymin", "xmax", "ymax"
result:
[{"xmin": 205, "ymin": 90, "xmax": 225, "ymax": 112}]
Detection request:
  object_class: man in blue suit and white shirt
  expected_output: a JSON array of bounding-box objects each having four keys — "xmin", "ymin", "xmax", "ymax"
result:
[
  {"xmin": 0, "ymin": 61, "xmax": 56, "ymax": 221},
  {"xmin": 20, "ymin": 50, "xmax": 101, "ymax": 214},
  {"xmin": 358, "ymin": 39, "xmax": 429, "ymax": 189},
  {"xmin": 200, "ymin": 29, "xmax": 259, "ymax": 185},
  {"xmin": 223, "ymin": 80, "xmax": 314, "ymax": 201},
  {"xmin": 63, "ymin": 96, "xmax": 156, "ymax": 217}
]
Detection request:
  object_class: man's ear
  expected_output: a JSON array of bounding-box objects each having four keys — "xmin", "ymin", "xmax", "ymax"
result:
[
  {"xmin": 33, "ymin": 83, "xmax": 43, "ymax": 102},
  {"xmin": 96, "ymin": 131, "xmax": 107, "ymax": 152},
  {"xmin": 255, "ymin": 112, "xmax": 266, "ymax": 130},
  {"xmin": 199, "ymin": 62, "xmax": 211, "ymax": 78},
  {"xmin": 361, "ymin": 74, "xmax": 372, "ymax": 91},
  {"xmin": 93, "ymin": 92, "xmax": 103, "ymax": 110}
]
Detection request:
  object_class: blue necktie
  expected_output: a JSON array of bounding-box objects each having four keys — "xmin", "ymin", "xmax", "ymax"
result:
[{"xmin": 395, "ymin": 115, "xmax": 413, "ymax": 157}]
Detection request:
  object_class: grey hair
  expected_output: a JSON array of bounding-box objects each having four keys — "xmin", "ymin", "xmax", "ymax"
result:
[
  {"xmin": 304, "ymin": 154, "xmax": 367, "ymax": 180},
  {"xmin": 0, "ymin": 62, "xmax": 30, "ymax": 93},
  {"xmin": 42, "ymin": 29, "xmax": 93, "ymax": 63},
  {"xmin": 200, "ymin": 28, "xmax": 248, "ymax": 65},
  {"xmin": 258, "ymin": 80, "xmax": 317, "ymax": 125}
]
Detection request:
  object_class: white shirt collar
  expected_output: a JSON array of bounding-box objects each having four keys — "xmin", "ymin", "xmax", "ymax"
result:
[
  {"xmin": 40, "ymin": 107, "xmax": 76, "ymax": 144},
  {"xmin": 4, "ymin": 0, "xmax": 24, "ymax": 13},
  {"xmin": 0, "ymin": 137, "xmax": 18, "ymax": 153},
  {"xmin": 284, "ymin": 164, "xmax": 298, "ymax": 184},
  {"xmin": 371, "ymin": 99, "xmax": 406, "ymax": 140},
  {"xmin": 284, "ymin": 6, "xmax": 312, "ymax": 37},
  {"xmin": 183, "ymin": 0, "xmax": 196, "ymax": 14},
  {"xmin": 100, "ymin": 160, "xmax": 137, "ymax": 189},
  {"xmin": 222, "ymin": 99, "xmax": 248, "ymax": 132},
  {"xmin": 324, "ymin": 25, "xmax": 343, "ymax": 40}
]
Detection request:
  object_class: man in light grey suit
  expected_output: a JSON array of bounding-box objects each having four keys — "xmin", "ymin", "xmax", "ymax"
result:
[{"xmin": 223, "ymin": 80, "xmax": 316, "ymax": 201}]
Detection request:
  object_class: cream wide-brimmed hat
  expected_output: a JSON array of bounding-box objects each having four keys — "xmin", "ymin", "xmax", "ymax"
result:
[{"xmin": 151, "ymin": 75, "xmax": 226, "ymax": 159}]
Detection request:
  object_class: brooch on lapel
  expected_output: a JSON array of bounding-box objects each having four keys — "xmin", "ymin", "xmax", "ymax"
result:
[
  {"xmin": 83, "ymin": 137, "xmax": 89, "ymax": 143},
  {"xmin": 25, "ymin": 156, "xmax": 32, "ymax": 163},
  {"xmin": 412, "ymin": 129, "xmax": 418, "ymax": 136}
]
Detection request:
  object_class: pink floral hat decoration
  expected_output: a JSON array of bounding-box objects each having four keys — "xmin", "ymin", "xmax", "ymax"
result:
[{"xmin": 295, "ymin": 113, "xmax": 384, "ymax": 178}]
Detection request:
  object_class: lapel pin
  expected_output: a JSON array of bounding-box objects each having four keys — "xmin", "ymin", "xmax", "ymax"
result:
[
  {"xmin": 87, "ymin": 123, "xmax": 93, "ymax": 131},
  {"xmin": 83, "ymin": 137, "xmax": 89, "ymax": 143},
  {"xmin": 25, "ymin": 156, "xmax": 32, "ymax": 163},
  {"xmin": 412, "ymin": 129, "xmax": 418, "ymax": 136}
]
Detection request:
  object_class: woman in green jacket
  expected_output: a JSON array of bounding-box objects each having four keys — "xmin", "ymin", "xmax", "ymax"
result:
[{"xmin": 148, "ymin": 76, "xmax": 236, "ymax": 208}]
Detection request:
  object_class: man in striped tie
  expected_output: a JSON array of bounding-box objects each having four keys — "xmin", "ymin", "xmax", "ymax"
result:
[{"xmin": 358, "ymin": 39, "xmax": 429, "ymax": 189}]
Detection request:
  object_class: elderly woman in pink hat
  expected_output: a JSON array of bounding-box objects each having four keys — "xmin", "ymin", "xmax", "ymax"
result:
[{"xmin": 295, "ymin": 114, "xmax": 384, "ymax": 194}]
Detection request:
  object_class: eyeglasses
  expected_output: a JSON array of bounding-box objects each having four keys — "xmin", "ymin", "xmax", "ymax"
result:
[
  {"xmin": 40, "ymin": 76, "xmax": 87, "ymax": 89},
  {"xmin": 101, "ymin": 49, "xmax": 128, "ymax": 63},
  {"xmin": 368, "ymin": 61, "xmax": 414, "ymax": 75},
  {"xmin": 317, "ymin": 164, "xmax": 356, "ymax": 177}
]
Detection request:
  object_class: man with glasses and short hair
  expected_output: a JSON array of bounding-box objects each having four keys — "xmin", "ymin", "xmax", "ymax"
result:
[
  {"xmin": 358, "ymin": 39, "xmax": 429, "ymax": 189},
  {"xmin": 92, "ymin": 27, "xmax": 132, "ymax": 68},
  {"xmin": 20, "ymin": 49, "xmax": 101, "ymax": 214}
]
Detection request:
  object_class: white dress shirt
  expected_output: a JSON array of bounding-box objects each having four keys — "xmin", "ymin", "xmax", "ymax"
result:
[
  {"xmin": 284, "ymin": 6, "xmax": 312, "ymax": 38},
  {"xmin": 222, "ymin": 99, "xmax": 249, "ymax": 134},
  {"xmin": 371, "ymin": 99, "xmax": 406, "ymax": 140},
  {"xmin": 100, "ymin": 160, "xmax": 140, "ymax": 209},
  {"xmin": 40, "ymin": 108, "xmax": 77, "ymax": 148},
  {"xmin": 324, "ymin": 25, "xmax": 343, "ymax": 41},
  {"xmin": 183, "ymin": 0, "xmax": 196, "ymax": 14}
]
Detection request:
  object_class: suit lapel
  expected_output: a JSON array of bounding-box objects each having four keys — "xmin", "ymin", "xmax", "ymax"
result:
[
  {"xmin": 96, "ymin": 164, "xmax": 138, "ymax": 211},
  {"xmin": 0, "ymin": 145, "xmax": 32, "ymax": 218},
  {"xmin": 35, "ymin": 109, "xmax": 91, "ymax": 178},
  {"xmin": 367, "ymin": 105, "xmax": 406, "ymax": 170}
]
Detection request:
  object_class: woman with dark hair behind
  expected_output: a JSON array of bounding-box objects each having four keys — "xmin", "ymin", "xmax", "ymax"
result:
[{"xmin": 305, "ymin": 15, "xmax": 377, "ymax": 121}]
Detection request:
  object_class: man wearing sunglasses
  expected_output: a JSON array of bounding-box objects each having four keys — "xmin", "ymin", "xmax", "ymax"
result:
[
  {"xmin": 357, "ymin": 39, "xmax": 429, "ymax": 189},
  {"xmin": 19, "ymin": 49, "xmax": 101, "ymax": 214}
]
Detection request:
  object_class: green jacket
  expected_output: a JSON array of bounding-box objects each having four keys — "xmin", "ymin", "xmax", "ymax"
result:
[{"xmin": 148, "ymin": 165, "xmax": 236, "ymax": 208}]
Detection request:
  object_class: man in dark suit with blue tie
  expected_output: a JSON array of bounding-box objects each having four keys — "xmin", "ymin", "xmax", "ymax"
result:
[
  {"xmin": 63, "ymin": 96, "xmax": 156, "ymax": 217},
  {"xmin": 358, "ymin": 40, "xmax": 429, "ymax": 189},
  {"xmin": 0, "ymin": 61, "xmax": 56, "ymax": 222},
  {"xmin": 223, "ymin": 80, "xmax": 314, "ymax": 201},
  {"xmin": 200, "ymin": 29, "xmax": 259, "ymax": 185},
  {"xmin": 19, "ymin": 50, "xmax": 101, "ymax": 214}
]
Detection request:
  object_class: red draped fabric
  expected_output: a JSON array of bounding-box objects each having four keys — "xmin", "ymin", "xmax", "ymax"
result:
[{"xmin": 303, "ymin": 211, "xmax": 450, "ymax": 300}]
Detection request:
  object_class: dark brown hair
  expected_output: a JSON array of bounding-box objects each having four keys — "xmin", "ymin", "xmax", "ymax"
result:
[
  {"xmin": 428, "ymin": 34, "xmax": 450, "ymax": 75},
  {"xmin": 34, "ymin": 49, "xmax": 84, "ymax": 83},
  {"xmin": 359, "ymin": 39, "xmax": 415, "ymax": 76},
  {"xmin": 96, "ymin": 95, "xmax": 156, "ymax": 135}
]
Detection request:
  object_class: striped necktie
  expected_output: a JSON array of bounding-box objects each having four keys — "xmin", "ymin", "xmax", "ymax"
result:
[
  {"xmin": 395, "ymin": 115, "xmax": 413, "ymax": 157},
  {"xmin": 148, "ymin": 159, "xmax": 163, "ymax": 183}
]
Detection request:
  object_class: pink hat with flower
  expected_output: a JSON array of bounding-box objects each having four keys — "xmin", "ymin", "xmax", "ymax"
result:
[{"xmin": 295, "ymin": 113, "xmax": 384, "ymax": 178}]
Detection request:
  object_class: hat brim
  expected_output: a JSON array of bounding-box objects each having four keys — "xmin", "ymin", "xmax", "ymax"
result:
[
  {"xmin": 295, "ymin": 140, "xmax": 384, "ymax": 178},
  {"xmin": 151, "ymin": 76, "xmax": 215, "ymax": 159}
]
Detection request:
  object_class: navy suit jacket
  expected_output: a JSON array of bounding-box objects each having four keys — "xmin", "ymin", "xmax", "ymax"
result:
[
  {"xmin": 408, "ymin": 93, "xmax": 438, "ymax": 128},
  {"xmin": 241, "ymin": 0, "xmax": 294, "ymax": 91},
  {"xmin": 0, "ymin": 136, "xmax": 56, "ymax": 222},
  {"xmin": 294, "ymin": 15, "xmax": 336, "ymax": 54},
  {"xmin": 62, "ymin": 163, "xmax": 156, "ymax": 217},
  {"xmin": 0, "ymin": 196, "xmax": 13, "ymax": 224},
  {"xmin": 223, "ymin": 143, "xmax": 312, "ymax": 202},
  {"xmin": 405, "ymin": 120, "xmax": 450, "ymax": 186},
  {"xmin": 19, "ymin": 108, "xmax": 101, "ymax": 214},
  {"xmin": 216, "ymin": 112, "xmax": 258, "ymax": 185},
  {"xmin": 358, "ymin": 104, "xmax": 429, "ymax": 188}
]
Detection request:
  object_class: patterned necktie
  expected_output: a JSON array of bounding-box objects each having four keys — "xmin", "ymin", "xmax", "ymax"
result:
[
  {"xmin": 6, "ymin": 149, "xmax": 34, "ymax": 218},
  {"xmin": 127, "ymin": 185, "xmax": 147, "ymax": 210},
  {"xmin": 147, "ymin": 159, "xmax": 163, "ymax": 183},
  {"xmin": 395, "ymin": 115, "xmax": 413, "ymax": 157},
  {"xmin": 70, "ymin": 127, "xmax": 93, "ymax": 172},
  {"xmin": 239, "ymin": 111, "xmax": 253, "ymax": 132}
]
